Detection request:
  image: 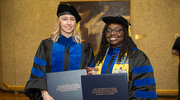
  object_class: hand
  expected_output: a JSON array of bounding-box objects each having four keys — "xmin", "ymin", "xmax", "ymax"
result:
[
  {"xmin": 41, "ymin": 90, "xmax": 54, "ymax": 100},
  {"xmin": 86, "ymin": 67, "xmax": 99, "ymax": 75}
]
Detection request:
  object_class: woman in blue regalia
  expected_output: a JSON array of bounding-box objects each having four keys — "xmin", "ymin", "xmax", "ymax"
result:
[
  {"xmin": 24, "ymin": 4, "xmax": 94, "ymax": 100},
  {"xmin": 87, "ymin": 15, "xmax": 157, "ymax": 100}
]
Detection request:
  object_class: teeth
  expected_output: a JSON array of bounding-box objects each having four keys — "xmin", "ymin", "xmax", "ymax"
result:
[
  {"xmin": 110, "ymin": 38, "xmax": 116, "ymax": 41},
  {"xmin": 66, "ymin": 27, "xmax": 72, "ymax": 29}
]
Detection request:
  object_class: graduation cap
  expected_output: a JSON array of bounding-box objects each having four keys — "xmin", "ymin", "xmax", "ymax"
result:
[
  {"xmin": 57, "ymin": 4, "xmax": 81, "ymax": 23},
  {"xmin": 102, "ymin": 15, "xmax": 129, "ymax": 28}
]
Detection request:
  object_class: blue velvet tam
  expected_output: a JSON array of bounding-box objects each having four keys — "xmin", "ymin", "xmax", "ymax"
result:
[
  {"xmin": 57, "ymin": 4, "xmax": 81, "ymax": 23},
  {"xmin": 102, "ymin": 15, "xmax": 129, "ymax": 28}
]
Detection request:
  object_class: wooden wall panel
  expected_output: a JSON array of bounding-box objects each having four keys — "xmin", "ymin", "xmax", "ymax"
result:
[
  {"xmin": 0, "ymin": 0, "xmax": 2, "ymax": 90},
  {"xmin": 131, "ymin": 0, "xmax": 180, "ymax": 89},
  {"xmin": 1, "ymin": 0, "xmax": 16, "ymax": 90}
]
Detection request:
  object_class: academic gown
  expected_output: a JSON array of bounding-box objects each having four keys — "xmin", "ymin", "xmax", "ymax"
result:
[
  {"xmin": 24, "ymin": 35, "xmax": 94, "ymax": 100},
  {"xmin": 94, "ymin": 46, "xmax": 157, "ymax": 100},
  {"xmin": 172, "ymin": 37, "xmax": 180, "ymax": 98}
]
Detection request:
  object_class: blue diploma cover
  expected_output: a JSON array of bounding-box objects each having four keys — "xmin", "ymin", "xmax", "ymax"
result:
[
  {"xmin": 81, "ymin": 73, "xmax": 128, "ymax": 100},
  {"xmin": 46, "ymin": 69, "xmax": 86, "ymax": 100}
]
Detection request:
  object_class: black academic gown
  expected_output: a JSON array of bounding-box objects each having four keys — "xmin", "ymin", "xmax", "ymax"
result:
[
  {"xmin": 172, "ymin": 37, "xmax": 180, "ymax": 99},
  {"xmin": 24, "ymin": 35, "xmax": 94, "ymax": 100},
  {"xmin": 94, "ymin": 46, "xmax": 157, "ymax": 100}
]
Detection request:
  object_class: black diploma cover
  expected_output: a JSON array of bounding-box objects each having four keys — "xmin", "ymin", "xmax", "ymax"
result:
[
  {"xmin": 81, "ymin": 73, "xmax": 128, "ymax": 100},
  {"xmin": 46, "ymin": 69, "xmax": 86, "ymax": 100}
]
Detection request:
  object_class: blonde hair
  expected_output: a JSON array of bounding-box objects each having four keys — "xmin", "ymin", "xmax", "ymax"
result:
[{"xmin": 51, "ymin": 16, "xmax": 82, "ymax": 44}]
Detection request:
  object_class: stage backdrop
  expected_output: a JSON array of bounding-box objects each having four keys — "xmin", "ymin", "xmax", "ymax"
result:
[{"xmin": 61, "ymin": 1, "xmax": 130, "ymax": 54}]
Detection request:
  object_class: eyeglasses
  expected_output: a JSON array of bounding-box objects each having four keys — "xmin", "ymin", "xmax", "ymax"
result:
[{"xmin": 105, "ymin": 28, "xmax": 123, "ymax": 35}]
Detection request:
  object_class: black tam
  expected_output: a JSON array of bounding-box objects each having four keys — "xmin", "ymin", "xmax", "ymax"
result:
[
  {"xmin": 102, "ymin": 15, "xmax": 129, "ymax": 28},
  {"xmin": 57, "ymin": 4, "xmax": 81, "ymax": 23}
]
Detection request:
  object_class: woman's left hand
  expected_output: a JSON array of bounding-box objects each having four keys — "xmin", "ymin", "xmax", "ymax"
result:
[{"xmin": 86, "ymin": 67, "xmax": 99, "ymax": 75}]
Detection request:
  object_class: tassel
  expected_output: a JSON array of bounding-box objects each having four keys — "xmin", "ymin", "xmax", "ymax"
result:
[
  {"xmin": 128, "ymin": 24, "xmax": 131, "ymax": 37},
  {"xmin": 77, "ymin": 21, "xmax": 81, "ymax": 32},
  {"xmin": 67, "ymin": 3, "xmax": 70, "ymax": 6}
]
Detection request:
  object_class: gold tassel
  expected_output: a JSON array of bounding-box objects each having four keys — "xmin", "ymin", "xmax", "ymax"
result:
[
  {"xmin": 67, "ymin": 3, "xmax": 70, "ymax": 6},
  {"xmin": 77, "ymin": 21, "xmax": 81, "ymax": 32},
  {"xmin": 128, "ymin": 24, "xmax": 131, "ymax": 37}
]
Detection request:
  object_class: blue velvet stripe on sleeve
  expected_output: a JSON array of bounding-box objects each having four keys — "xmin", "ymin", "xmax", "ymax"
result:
[
  {"xmin": 132, "ymin": 65, "xmax": 153, "ymax": 74},
  {"xmin": 134, "ymin": 78, "xmax": 156, "ymax": 87},
  {"xmin": 34, "ymin": 56, "xmax": 47, "ymax": 67},
  {"xmin": 135, "ymin": 90, "xmax": 157, "ymax": 98},
  {"xmin": 31, "ymin": 67, "xmax": 45, "ymax": 77}
]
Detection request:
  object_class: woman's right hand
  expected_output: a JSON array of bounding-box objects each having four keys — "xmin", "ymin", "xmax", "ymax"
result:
[{"xmin": 41, "ymin": 90, "xmax": 54, "ymax": 100}]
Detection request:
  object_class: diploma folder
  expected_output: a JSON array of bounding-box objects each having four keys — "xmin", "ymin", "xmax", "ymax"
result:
[
  {"xmin": 81, "ymin": 73, "xmax": 128, "ymax": 100},
  {"xmin": 46, "ymin": 69, "xmax": 86, "ymax": 100}
]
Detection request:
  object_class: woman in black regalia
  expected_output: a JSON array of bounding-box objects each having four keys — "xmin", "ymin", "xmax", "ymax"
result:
[
  {"xmin": 87, "ymin": 15, "xmax": 157, "ymax": 100},
  {"xmin": 24, "ymin": 4, "xmax": 94, "ymax": 100}
]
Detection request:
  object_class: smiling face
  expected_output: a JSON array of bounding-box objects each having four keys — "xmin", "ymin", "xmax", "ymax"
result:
[
  {"xmin": 60, "ymin": 14, "xmax": 76, "ymax": 37},
  {"xmin": 105, "ymin": 23, "xmax": 124, "ymax": 48}
]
